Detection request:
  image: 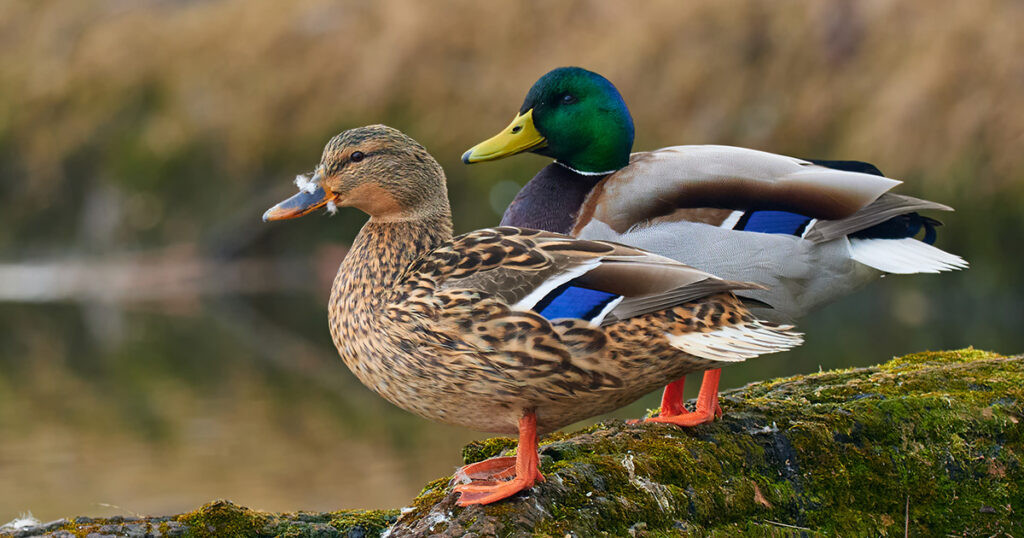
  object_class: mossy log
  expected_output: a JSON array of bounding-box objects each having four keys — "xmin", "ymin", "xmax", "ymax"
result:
[{"xmin": 5, "ymin": 349, "xmax": 1022, "ymax": 537}]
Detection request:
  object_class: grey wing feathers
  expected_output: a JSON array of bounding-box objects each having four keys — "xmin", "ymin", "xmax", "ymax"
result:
[
  {"xmin": 558, "ymin": 254, "xmax": 765, "ymax": 323},
  {"xmin": 803, "ymin": 193, "xmax": 954, "ymax": 243},
  {"xmin": 602, "ymin": 277, "xmax": 762, "ymax": 325}
]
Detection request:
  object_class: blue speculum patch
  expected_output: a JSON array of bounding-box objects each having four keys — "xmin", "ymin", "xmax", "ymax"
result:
[
  {"xmin": 736, "ymin": 209, "xmax": 940, "ymax": 243},
  {"xmin": 735, "ymin": 210, "xmax": 813, "ymax": 236},
  {"xmin": 535, "ymin": 283, "xmax": 620, "ymax": 322}
]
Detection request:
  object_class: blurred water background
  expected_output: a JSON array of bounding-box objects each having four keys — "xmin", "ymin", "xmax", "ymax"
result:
[{"xmin": 1, "ymin": 0, "xmax": 1022, "ymax": 522}]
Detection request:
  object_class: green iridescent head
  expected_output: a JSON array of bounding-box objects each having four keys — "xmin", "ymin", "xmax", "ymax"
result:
[{"xmin": 463, "ymin": 67, "xmax": 635, "ymax": 174}]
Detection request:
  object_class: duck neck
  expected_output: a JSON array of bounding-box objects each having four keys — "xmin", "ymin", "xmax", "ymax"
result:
[
  {"xmin": 330, "ymin": 212, "xmax": 453, "ymax": 315},
  {"xmin": 499, "ymin": 163, "xmax": 608, "ymax": 234}
]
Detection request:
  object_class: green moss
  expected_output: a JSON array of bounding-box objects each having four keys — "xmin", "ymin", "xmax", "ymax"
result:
[
  {"xmin": 327, "ymin": 509, "xmax": 398, "ymax": 534},
  {"xmin": 177, "ymin": 500, "xmax": 268, "ymax": 538},
  {"xmin": 462, "ymin": 436, "xmax": 518, "ymax": 464},
  {"xmin": 883, "ymin": 347, "xmax": 1003, "ymax": 369},
  {"xmin": 395, "ymin": 475, "xmax": 453, "ymax": 525},
  {"xmin": 54, "ymin": 522, "xmax": 88, "ymax": 538},
  {"xmin": 168, "ymin": 503, "xmax": 399, "ymax": 538}
]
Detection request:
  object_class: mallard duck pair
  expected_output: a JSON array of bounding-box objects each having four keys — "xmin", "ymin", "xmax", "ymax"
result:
[
  {"xmin": 265, "ymin": 68, "xmax": 964, "ymax": 506},
  {"xmin": 264, "ymin": 126, "xmax": 802, "ymax": 506},
  {"xmin": 463, "ymin": 66, "xmax": 966, "ymax": 427}
]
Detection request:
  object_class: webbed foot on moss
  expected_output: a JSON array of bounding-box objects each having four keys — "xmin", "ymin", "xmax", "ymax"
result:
[
  {"xmin": 453, "ymin": 466, "xmax": 545, "ymax": 506},
  {"xmin": 631, "ymin": 369, "xmax": 723, "ymax": 427},
  {"xmin": 453, "ymin": 412, "xmax": 545, "ymax": 506},
  {"xmin": 641, "ymin": 402, "xmax": 722, "ymax": 426}
]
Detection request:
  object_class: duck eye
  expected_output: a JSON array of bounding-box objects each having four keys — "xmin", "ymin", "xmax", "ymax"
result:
[
  {"xmin": 561, "ymin": 94, "xmax": 577, "ymax": 105},
  {"xmin": 350, "ymin": 151, "xmax": 365, "ymax": 163}
]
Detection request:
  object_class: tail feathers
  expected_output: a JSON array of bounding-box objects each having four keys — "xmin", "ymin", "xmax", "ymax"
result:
[
  {"xmin": 665, "ymin": 321, "xmax": 803, "ymax": 362},
  {"xmin": 849, "ymin": 237, "xmax": 968, "ymax": 274},
  {"xmin": 848, "ymin": 211, "xmax": 943, "ymax": 244},
  {"xmin": 921, "ymin": 216, "xmax": 941, "ymax": 244}
]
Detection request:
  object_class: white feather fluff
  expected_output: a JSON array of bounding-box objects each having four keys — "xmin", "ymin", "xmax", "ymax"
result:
[
  {"xmin": 849, "ymin": 238, "xmax": 968, "ymax": 274},
  {"xmin": 1, "ymin": 512, "xmax": 41, "ymax": 531},
  {"xmin": 294, "ymin": 174, "xmax": 319, "ymax": 194}
]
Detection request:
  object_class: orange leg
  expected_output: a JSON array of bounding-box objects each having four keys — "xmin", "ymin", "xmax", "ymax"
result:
[
  {"xmin": 454, "ymin": 412, "xmax": 545, "ymax": 506},
  {"xmin": 637, "ymin": 369, "xmax": 724, "ymax": 427},
  {"xmin": 659, "ymin": 376, "xmax": 689, "ymax": 416}
]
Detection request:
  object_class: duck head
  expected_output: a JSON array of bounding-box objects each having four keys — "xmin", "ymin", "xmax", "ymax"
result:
[
  {"xmin": 264, "ymin": 125, "xmax": 448, "ymax": 222},
  {"xmin": 463, "ymin": 67, "xmax": 635, "ymax": 174}
]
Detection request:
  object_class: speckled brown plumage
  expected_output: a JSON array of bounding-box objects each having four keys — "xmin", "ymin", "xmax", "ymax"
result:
[{"xmin": 328, "ymin": 218, "xmax": 782, "ymax": 434}]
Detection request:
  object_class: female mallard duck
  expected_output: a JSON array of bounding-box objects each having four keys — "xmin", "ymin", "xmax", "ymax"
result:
[
  {"xmin": 463, "ymin": 66, "xmax": 967, "ymax": 428},
  {"xmin": 264, "ymin": 125, "xmax": 802, "ymax": 506}
]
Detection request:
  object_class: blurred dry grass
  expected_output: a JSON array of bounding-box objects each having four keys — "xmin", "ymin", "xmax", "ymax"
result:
[{"xmin": 1, "ymin": 0, "xmax": 1022, "ymax": 249}]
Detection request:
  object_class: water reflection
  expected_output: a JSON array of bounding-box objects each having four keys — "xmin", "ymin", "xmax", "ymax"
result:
[
  {"xmin": 0, "ymin": 295, "xmax": 481, "ymax": 521},
  {"xmin": 0, "ymin": 252, "xmax": 1019, "ymax": 522}
]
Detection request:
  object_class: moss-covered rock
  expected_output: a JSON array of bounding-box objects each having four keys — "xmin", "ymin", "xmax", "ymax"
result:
[
  {"xmin": 1, "ymin": 501, "xmax": 398, "ymax": 538},
  {"xmin": 389, "ymin": 349, "xmax": 1023, "ymax": 536},
  {"xmin": 5, "ymin": 349, "xmax": 1021, "ymax": 537},
  {"xmin": 176, "ymin": 500, "xmax": 269, "ymax": 537}
]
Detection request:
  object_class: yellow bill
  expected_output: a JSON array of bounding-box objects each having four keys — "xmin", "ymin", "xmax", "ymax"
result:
[{"xmin": 462, "ymin": 109, "xmax": 547, "ymax": 164}]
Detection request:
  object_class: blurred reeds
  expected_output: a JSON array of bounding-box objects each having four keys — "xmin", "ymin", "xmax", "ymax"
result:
[{"xmin": 2, "ymin": 0, "xmax": 1021, "ymax": 253}]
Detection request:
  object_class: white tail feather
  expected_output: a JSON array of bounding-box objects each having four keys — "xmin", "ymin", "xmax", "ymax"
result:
[
  {"xmin": 849, "ymin": 238, "xmax": 968, "ymax": 274},
  {"xmin": 665, "ymin": 322, "xmax": 803, "ymax": 362}
]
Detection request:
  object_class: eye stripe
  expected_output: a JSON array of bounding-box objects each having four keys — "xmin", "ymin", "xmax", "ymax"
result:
[
  {"xmin": 328, "ymin": 149, "xmax": 388, "ymax": 173},
  {"xmin": 349, "ymin": 149, "xmax": 386, "ymax": 161}
]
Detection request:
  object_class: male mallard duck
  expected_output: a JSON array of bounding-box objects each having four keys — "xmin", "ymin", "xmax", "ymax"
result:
[
  {"xmin": 264, "ymin": 125, "xmax": 802, "ymax": 505},
  {"xmin": 463, "ymin": 66, "xmax": 967, "ymax": 428}
]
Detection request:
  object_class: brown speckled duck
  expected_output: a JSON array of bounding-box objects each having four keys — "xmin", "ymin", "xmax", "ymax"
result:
[{"xmin": 263, "ymin": 125, "xmax": 803, "ymax": 506}]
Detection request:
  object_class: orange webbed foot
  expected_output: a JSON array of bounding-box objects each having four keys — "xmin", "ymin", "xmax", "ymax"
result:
[
  {"xmin": 634, "ymin": 369, "xmax": 723, "ymax": 428},
  {"xmin": 453, "ymin": 468, "xmax": 544, "ymax": 506},
  {"xmin": 454, "ymin": 412, "xmax": 545, "ymax": 506},
  {"xmin": 642, "ymin": 404, "xmax": 720, "ymax": 427}
]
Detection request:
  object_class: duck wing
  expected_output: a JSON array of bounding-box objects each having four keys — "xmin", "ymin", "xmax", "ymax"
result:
[
  {"xmin": 423, "ymin": 227, "xmax": 760, "ymax": 326},
  {"xmin": 573, "ymin": 145, "xmax": 901, "ymax": 235}
]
